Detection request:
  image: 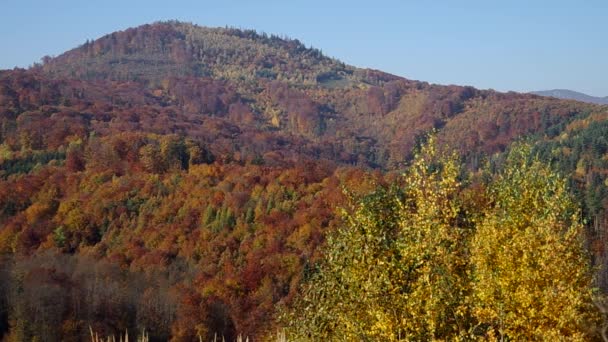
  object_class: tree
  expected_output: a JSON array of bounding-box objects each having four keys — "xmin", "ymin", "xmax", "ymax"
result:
[
  {"xmin": 159, "ymin": 135, "xmax": 188, "ymax": 171},
  {"xmin": 139, "ymin": 143, "xmax": 164, "ymax": 174},
  {"xmin": 470, "ymin": 145, "xmax": 599, "ymax": 340},
  {"xmin": 286, "ymin": 141, "xmax": 602, "ymax": 341},
  {"xmin": 285, "ymin": 137, "xmax": 471, "ymax": 341},
  {"xmin": 65, "ymin": 140, "xmax": 85, "ymax": 172}
]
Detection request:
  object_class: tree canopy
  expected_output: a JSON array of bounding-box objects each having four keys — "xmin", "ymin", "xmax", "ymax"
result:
[{"xmin": 286, "ymin": 140, "xmax": 601, "ymax": 341}]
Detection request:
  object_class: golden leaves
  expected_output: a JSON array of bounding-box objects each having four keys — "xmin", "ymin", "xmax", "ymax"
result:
[
  {"xmin": 471, "ymin": 144, "xmax": 598, "ymax": 341},
  {"xmin": 287, "ymin": 140, "xmax": 600, "ymax": 341}
]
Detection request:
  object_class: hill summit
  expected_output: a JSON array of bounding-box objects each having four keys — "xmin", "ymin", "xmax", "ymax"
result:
[{"xmin": 40, "ymin": 21, "xmax": 367, "ymax": 87}]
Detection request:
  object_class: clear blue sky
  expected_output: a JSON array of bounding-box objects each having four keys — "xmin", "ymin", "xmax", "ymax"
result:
[{"xmin": 2, "ymin": 0, "xmax": 607, "ymax": 96}]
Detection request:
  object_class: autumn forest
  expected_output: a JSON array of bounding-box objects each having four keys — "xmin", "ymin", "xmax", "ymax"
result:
[{"xmin": 1, "ymin": 21, "xmax": 608, "ymax": 341}]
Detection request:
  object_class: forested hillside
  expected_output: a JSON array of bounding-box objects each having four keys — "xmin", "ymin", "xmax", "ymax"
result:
[{"xmin": 1, "ymin": 21, "xmax": 608, "ymax": 340}]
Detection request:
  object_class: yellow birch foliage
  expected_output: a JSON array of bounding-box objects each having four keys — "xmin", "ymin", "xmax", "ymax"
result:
[
  {"xmin": 285, "ymin": 136, "xmax": 471, "ymax": 341},
  {"xmin": 395, "ymin": 137, "xmax": 471, "ymax": 340},
  {"xmin": 285, "ymin": 140, "xmax": 601, "ymax": 341},
  {"xmin": 471, "ymin": 145, "xmax": 599, "ymax": 341}
]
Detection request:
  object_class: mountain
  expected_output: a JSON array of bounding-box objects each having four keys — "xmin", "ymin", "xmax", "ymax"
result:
[
  {"xmin": 1, "ymin": 21, "xmax": 608, "ymax": 340},
  {"xmin": 5, "ymin": 21, "xmax": 601, "ymax": 170},
  {"xmin": 531, "ymin": 89, "xmax": 608, "ymax": 105},
  {"xmin": 40, "ymin": 21, "xmax": 355, "ymax": 85}
]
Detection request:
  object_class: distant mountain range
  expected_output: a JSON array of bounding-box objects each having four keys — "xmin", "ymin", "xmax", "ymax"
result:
[{"xmin": 531, "ymin": 89, "xmax": 608, "ymax": 105}]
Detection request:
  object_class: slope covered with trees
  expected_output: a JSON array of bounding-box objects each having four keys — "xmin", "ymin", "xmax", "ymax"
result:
[
  {"xmin": 1, "ymin": 21, "xmax": 608, "ymax": 340},
  {"xmin": 286, "ymin": 141, "xmax": 600, "ymax": 341}
]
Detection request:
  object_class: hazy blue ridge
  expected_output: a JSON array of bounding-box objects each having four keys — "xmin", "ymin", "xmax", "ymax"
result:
[{"xmin": 531, "ymin": 89, "xmax": 608, "ymax": 105}]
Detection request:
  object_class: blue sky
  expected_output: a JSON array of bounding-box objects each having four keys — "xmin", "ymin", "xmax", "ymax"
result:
[{"xmin": 2, "ymin": 0, "xmax": 607, "ymax": 96}]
